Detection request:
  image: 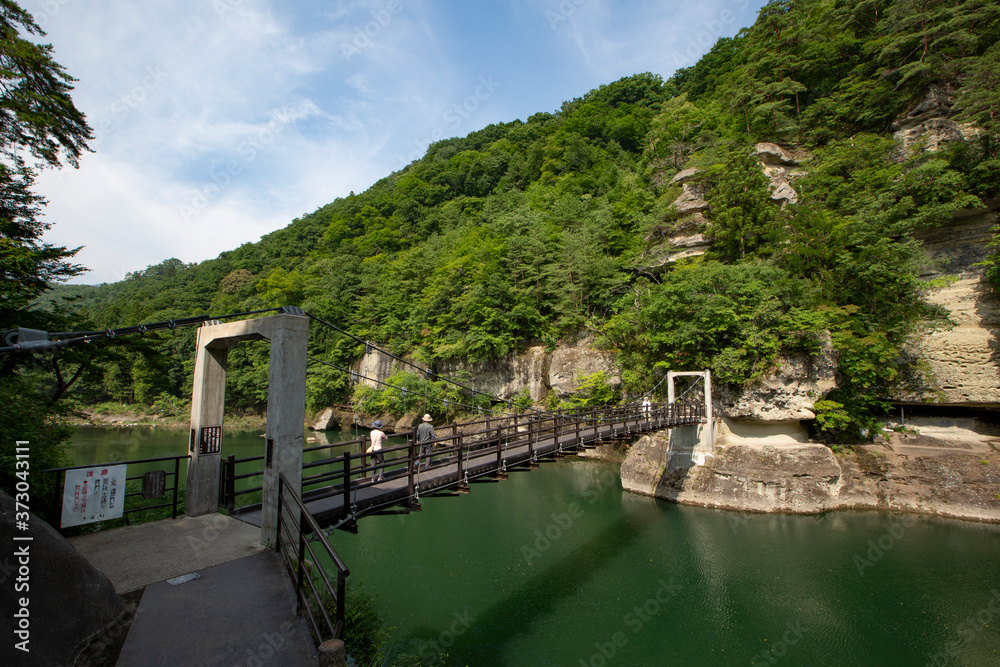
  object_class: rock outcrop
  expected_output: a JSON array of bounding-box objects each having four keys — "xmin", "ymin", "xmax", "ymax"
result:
[
  {"xmin": 754, "ymin": 141, "xmax": 808, "ymax": 205},
  {"xmin": 353, "ymin": 333, "xmax": 619, "ymax": 404},
  {"xmin": 892, "ymin": 85, "xmax": 979, "ymax": 155},
  {"xmin": 0, "ymin": 491, "xmax": 126, "ymax": 666},
  {"xmin": 909, "ymin": 206, "xmax": 1000, "ymax": 406},
  {"xmin": 620, "ymin": 426, "xmax": 1000, "ymax": 522},
  {"xmin": 720, "ymin": 334, "xmax": 838, "ymax": 421},
  {"xmin": 670, "ymin": 182, "xmax": 710, "ymax": 215}
]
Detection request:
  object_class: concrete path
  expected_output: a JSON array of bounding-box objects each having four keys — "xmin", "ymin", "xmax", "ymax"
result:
[
  {"xmin": 68, "ymin": 513, "xmax": 266, "ymax": 594},
  {"xmin": 116, "ymin": 550, "xmax": 317, "ymax": 666}
]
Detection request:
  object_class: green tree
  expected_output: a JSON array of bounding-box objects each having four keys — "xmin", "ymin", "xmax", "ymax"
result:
[
  {"xmin": 707, "ymin": 149, "xmax": 781, "ymax": 262},
  {"xmin": 0, "ymin": 0, "xmax": 93, "ymax": 501}
]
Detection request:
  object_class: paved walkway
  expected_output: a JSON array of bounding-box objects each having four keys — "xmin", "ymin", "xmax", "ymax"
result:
[
  {"xmin": 68, "ymin": 514, "xmax": 318, "ymax": 666},
  {"xmin": 117, "ymin": 550, "xmax": 317, "ymax": 666},
  {"xmin": 68, "ymin": 513, "xmax": 265, "ymax": 594}
]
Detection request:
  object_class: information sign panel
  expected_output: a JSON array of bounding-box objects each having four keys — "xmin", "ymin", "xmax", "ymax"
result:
[
  {"xmin": 61, "ymin": 465, "xmax": 127, "ymax": 528},
  {"xmin": 142, "ymin": 470, "xmax": 167, "ymax": 499},
  {"xmin": 199, "ymin": 425, "xmax": 223, "ymax": 455}
]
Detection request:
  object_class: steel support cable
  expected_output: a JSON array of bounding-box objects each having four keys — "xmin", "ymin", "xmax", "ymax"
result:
[
  {"xmin": 306, "ymin": 355, "xmax": 516, "ymax": 420},
  {"xmin": 1, "ymin": 307, "xmax": 288, "ymax": 355},
  {"xmin": 629, "ymin": 370, "xmax": 673, "ymax": 406},
  {"xmin": 303, "ymin": 311, "xmax": 498, "ymax": 404},
  {"xmin": 303, "ymin": 311, "xmax": 604, "ymax": 425},
  {"xmin": 674, "ymin": 376, "xmax": 704, "ymax": 403}
]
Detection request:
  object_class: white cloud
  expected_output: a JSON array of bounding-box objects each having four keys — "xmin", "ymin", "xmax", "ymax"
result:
[{"xmin": 30, "ymin": 0, "xmax": 766, "ymax": 284}]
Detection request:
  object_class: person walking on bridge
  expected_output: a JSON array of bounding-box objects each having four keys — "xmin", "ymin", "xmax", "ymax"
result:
[
  {"xmin": 367, "ymin": 420, "xmax": 387, "ymax": 481},
  {"xmin": 416, "ymin": 413, "xmax": 436, "ymax": 470}
]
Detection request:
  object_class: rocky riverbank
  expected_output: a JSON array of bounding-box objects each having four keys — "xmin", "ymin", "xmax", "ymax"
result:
[
  {"xmin": 68, "ymin": 409, "xmax": 267, "ymax": 431},
  {"xmin": 619, "ymin": 419, "xmax": 1000, "ymax": 524}
]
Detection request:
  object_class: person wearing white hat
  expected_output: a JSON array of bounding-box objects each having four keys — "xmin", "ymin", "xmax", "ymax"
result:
[{"xmin": 415, "ymin": 413, "xmax": 435, "ymax": 470}]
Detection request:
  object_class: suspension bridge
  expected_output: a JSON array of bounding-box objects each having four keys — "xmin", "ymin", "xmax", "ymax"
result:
[{"xmin": 15, "ymin": 308, "xmax": 712, "ymax": 662}]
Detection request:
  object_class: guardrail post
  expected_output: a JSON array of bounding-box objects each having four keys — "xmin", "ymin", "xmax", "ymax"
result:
[
  {"xmin": 174, "ymin": 456, "xmax": 183, "ymax": 519},
  {"xmin": 457, "ymin": 434, "xmax": 469, "ymax": 494},
  {"xmin": 342, "ymin": 452, "xmax": 351, "ymax": 521},
  {"xmin": 275, "ymin": 475, "xmax": 284, "ymax": 553},
  {"xmin": 407, "ymin": 434, "xmax": 421, "ymax": 511},
  {"xmin": 224, "ymin": 454, "xmax": 236, "ymax": 514},
  {"xmin": 294, "ymin": 523, "xmax": 306, "ymax": 616},
  {"xmin": 554, "ymin": 416, "xmax": 563, "ymax": 458},
  {"xmin": 496, "ymin": 419, "xmax": 507, "ymax": 479},
  {"xmin": 336, "ymin": 571, "xmax": 347, "ymax": 640}
]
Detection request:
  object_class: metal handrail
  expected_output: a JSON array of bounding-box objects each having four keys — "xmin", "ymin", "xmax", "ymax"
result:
[
  {"xmin": 43, "ymin": 454, "xmax": 190, "ymax": 526},
  {"xmin": 276, "ymin": 473, "xmax": 350, "ymax": 643}
]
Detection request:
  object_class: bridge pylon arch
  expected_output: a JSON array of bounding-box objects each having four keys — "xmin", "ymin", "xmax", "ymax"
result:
[
  {"xmin": 186, "ymin": 312, "xmax": 308, "ymax": 544},
  {"xmin": 666, "ymin": 370, "xmax": 715, "ymax": 465}
]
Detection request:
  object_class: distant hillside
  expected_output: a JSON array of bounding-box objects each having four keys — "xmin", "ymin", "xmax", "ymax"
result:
[{"xmin": 45, "ymin": 0, "xmax": 1000, "ymax": 440}]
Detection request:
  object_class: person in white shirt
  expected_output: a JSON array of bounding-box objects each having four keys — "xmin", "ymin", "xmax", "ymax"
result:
[{"xmin": 367, "ymin": 420, "xmax": 387, "ymax": 481}]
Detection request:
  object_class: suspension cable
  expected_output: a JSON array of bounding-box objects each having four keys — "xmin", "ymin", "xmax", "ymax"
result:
[
  {"xmin": 303, "ymin": 311, "xmax": 511, "ymax": 408},
  {"xmin": 307, "ymin": 355, "xmax": 516, "ymax": 420},
  {"xmin": 0, "ymin": 307, "xmax": 289, "ymax": 355}
]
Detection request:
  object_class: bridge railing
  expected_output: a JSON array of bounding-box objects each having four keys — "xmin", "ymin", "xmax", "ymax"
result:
[
  {"xmin": 275, "ymin": 472, "xmax": 350, "ymax": 643},
  {"xmin": 44, "ymin": 454, "xmax": 189, "ymax": 530},
  {"xmin": 230, "ymin": 400, "xmax": 705, "ymax": 520}
]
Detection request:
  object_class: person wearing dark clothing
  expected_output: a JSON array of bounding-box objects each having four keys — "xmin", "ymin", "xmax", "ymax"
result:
[{"xmin": 415, "ymin": 413, "xmax": 435, "ymax": 470}]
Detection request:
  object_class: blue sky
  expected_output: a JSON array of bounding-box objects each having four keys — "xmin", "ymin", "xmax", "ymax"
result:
[{"xmin": 32, "ymin": 0, "xmax": 767, "ymax": 284}]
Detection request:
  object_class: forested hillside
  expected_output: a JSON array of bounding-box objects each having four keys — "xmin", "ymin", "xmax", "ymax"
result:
[{"xmin": 37, "ymin": 0, "xmax": 1000, "ymax": 440}]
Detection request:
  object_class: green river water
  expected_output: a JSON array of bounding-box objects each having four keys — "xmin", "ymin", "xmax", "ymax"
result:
[{"xmin": 68, "ymin": 426, "xmax": 1000, "ymax": 666}]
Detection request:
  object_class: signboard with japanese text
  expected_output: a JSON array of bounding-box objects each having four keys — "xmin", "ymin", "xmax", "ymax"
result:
[
  {"xmin": 60, "ymin": 465, "xmax": 127, "ymax": 528},
  {"xmin": 199, "ymin": 425, "xmax": 223, "ymax": 455}
]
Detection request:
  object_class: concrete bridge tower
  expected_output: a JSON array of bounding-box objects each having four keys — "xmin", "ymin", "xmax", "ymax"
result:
[{"xmin": 185, "ymin": 311, "xmax": 309, "ymax": 544}]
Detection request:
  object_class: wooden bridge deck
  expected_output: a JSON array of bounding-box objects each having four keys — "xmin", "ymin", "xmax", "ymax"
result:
[{"xmin": 233, "ymin": 405, "xmax": 704, "ymax": 530}]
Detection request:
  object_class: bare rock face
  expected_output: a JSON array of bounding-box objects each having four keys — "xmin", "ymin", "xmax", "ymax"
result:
[
  {"xmin": 891, "ymin": 84, "xmax": 980, "ymax": 155},
  {"xmin": 754, "ymin": 142, "xmax": 798, "ymax": 166},
  {"xmin": 547, "ymin": 337, "xmax": 621, "ymax": 400},
  {"xmin": 667, "ymin": 443, "xmax": 846, "ymax": 513},
  {"xmin": 668, "ymin": 167, "xmax": 700, "ymax": 185},
  {"xmin": 620, "ymin": 434, "xmax": 1000, "ymax": 522},
  {"xmin": 909, "ymin": 207, "xmax": 1000, "ymax": 406},
  {"xmin": 0, "ymin": 491, "xmax": 126, "ymax": 666},
  {"xmin": 352, "ymin": 334, "xmax": 618, "ymax": 405},
  {"xmin": 620, "ymin": 433, "xmax": 672, "ymax": 496},
  {"xmin": 671, "ymin": 183, "xmax": 710, "ymax": 215},
  {"xmin": 311, "ymin": 407, "xmax": 339, "ymax": 431},
  {"xmin": 754, "ymin": 142, "xmax": 808, "ymax": 205},
  {"xmin": 894, "ymin": 117, "xmax": 970, "ymax": 153},
  {"xmin": 720, "ymin": 334, "xmax": 838, "ymax": 421}
]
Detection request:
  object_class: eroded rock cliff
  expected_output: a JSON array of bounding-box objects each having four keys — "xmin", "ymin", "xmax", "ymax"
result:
[{"xmin": 620, "ymin": 425, "xmax": 1000, "ymax": 523}]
